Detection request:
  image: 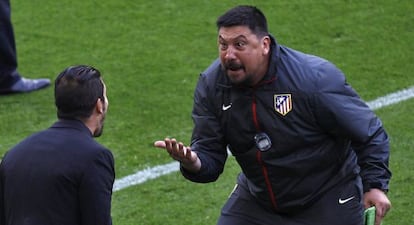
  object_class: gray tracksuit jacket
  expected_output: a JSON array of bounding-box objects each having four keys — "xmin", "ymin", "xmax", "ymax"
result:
[{"xmin": 182, "ymin": 35, "xmax": 391, "ymax": 213}]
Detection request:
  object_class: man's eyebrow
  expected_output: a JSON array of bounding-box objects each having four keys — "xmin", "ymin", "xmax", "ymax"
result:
[{"xmin": 218, "ymin": 34, "xmax": 247, "ymax": 41}]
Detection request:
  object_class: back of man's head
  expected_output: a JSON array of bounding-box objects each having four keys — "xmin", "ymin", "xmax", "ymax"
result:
[{"xmin": 55, "ymin": 65, "xmax": 104, "ymax": 120}]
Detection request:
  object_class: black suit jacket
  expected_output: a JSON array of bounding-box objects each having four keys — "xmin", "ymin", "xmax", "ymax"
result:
[{"xmin": 0, "ymin": 119, "xmax": 115, "ymax": 225}]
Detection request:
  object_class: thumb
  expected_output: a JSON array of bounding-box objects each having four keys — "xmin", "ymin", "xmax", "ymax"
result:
[{"xmin": 154, "ymin": 140, "xmax": 166, "ymax": 148}]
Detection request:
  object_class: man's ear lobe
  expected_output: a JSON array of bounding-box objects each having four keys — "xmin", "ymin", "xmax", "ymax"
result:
[{"xmin": 96, "ymin": 98, "xmax": 104, "ymax": 113}]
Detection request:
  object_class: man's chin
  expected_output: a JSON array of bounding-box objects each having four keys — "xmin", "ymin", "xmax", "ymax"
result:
[
  {"xmin": 227, "ymin": 71, "xmax": 245, "ymax": 84},
  {"xmin": 93, "ymin": 124, "xmax": 104, "ymax": 137},
  {"xmin": 93, "ymin": 130, "xmax": 103, "ymax": 137}
]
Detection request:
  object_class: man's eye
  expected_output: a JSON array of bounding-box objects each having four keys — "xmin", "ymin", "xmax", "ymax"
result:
[
  {"xmin": 219, "ymin": 43, "xmax": 228, "ymax": 50},
  {"xmin": 236, "ymin": 42, "xmax": 246, "ymax": 48}
]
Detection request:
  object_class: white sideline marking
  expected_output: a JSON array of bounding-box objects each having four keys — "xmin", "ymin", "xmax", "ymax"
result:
[
  {"xmin": 366, "ymin": 86, "xmax": 414, "ymax": 110},
  {"xmin": 113, "ymin": 86, "xmax": 414, "ymax": 192},
  {"xmin": 113, "ymin": 162, "xmax": 179, "ymax": 192}
]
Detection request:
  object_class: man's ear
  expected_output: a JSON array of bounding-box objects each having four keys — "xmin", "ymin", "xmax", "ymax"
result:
[
  {"xmin": 96, "ymin": 98, "xmax": 104, "ymax": 114},
  {"xmin": 262, "ymin": 36, "xmax": 271, "ymax": 55}
]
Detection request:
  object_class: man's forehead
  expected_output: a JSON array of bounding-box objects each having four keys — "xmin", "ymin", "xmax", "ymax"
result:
[{"xmin": 218, "ymin": 26, "xmax": 254, "ymax": 40}]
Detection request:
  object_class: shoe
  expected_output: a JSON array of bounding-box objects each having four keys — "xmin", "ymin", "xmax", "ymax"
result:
[{"xmin": 0, "ymin": 77, "xmax": 50, "ymax": 95}]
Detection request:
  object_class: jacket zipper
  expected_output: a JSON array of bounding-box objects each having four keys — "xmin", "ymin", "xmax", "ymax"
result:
[{"xmin": 252, "ymin": 94, "xmax": 278, "ymax": 210}]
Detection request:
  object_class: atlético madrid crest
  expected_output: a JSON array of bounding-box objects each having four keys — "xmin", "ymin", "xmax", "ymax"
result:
[{"xmin": 274, "ymin": 94, "xmax": 292, "ymax": 116}]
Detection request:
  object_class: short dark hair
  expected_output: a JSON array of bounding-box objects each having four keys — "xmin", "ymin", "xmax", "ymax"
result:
[
  {"xmin": 216, "ymin": 5, "xmax": 269, "ymax": 37},
  {"xmin": 54, "ymin": 65, "xmax": 104, "ymax": 120}
]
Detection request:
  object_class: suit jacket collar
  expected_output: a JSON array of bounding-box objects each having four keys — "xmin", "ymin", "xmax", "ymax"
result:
[{"xmin": 51, "ymin": 119, "xmax": 93, "ymax": 137}]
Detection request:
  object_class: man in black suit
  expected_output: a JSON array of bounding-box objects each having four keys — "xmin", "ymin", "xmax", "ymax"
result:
[
  {"xmin": 0, "ymin": 65, "xmax": 115, "ymax": 225},
  {"xmin": 0, "ymin": 0, "xmax": 50, "ymax": 94}
]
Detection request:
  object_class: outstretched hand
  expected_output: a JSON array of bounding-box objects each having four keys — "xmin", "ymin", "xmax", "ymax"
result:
[
  {"xmin": 363, "ymin": 188, "xmax": 391, "ymax": 225},
  {"xmin": 154, "ymin": 138, "xmax": 201, "ymax": 173}
]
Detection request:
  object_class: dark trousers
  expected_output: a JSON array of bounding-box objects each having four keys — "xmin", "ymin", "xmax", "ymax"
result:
[
  {"xmin": 217, "ymin": 176, "xmax": 364, "ymax": 225},
  {"xmin": 0, "ymin": 0, "xmax": 20, "ymax": 87}
]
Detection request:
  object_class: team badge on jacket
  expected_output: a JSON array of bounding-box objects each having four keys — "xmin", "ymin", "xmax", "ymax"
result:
[{"xmin": 274, "ymin": 94, "xmax": 292, "ymax": 116}]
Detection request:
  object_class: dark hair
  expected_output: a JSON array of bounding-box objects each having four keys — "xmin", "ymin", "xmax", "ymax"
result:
[
  {"xmin": 54, "ymin": 65, "xmax": 104, "ymax": 120},
  {"xmin": 216, "ymin": 5, "xmax": 269, "ymax": 37}
]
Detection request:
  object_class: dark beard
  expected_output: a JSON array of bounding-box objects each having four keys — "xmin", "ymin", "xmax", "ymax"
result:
[
  {"xmin": 93, "ymin": 116, "xmax": 105, "ymax": 137},
  {"xmin": 222, "ymin": 63, "xmax": 255, "ymax": 86},
  {"xmin": 94, "ymin": 124, "xmax": 104, "ymax": 137}
]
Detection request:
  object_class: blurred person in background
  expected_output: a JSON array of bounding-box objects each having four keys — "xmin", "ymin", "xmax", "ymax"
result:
[{"xmin": 0, "ymin": 0, "xmax": 50, "ymax": 94}]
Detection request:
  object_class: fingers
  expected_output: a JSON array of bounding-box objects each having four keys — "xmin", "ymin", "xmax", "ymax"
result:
[
  {"xmin": 185, "ymin": 145, "xmax": 193, "ymax": 160},
  {"xmin": 166, "ymin": 138, "xmax": 182, "ymax": 157},
  {"xmin": 378, "ymin": 202, "xmax": 391, "ymax": 217},
  {"xmin": 363, "ymin": 189, "xmax": 391, "ymax": 225},
  {"xmin": 374, "ymin": 202, "xmax": 391, "ymax": 225},
  {"xmin": 154, "ymin": 137, "xmax": 201, "ymax": 173},
  {"xmin": 172, "ymin": 140, "xmax": 188, "ymax": 161},
  {"xmin": 374, "ymin": 212, "xmax": 382, "ymax": 225},
  {"xmin": 154, "ymin": 138, "xmax": 190, "ymax": 162}
]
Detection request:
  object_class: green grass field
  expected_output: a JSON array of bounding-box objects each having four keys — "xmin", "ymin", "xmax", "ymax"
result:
[{"xmin": 1, "ymin": 0, "xmax": 413, "ymax": 224}]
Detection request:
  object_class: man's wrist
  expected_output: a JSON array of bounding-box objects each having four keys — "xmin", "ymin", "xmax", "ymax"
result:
[{"xmin": 180, "ymin": 157, "xmax": 201, "ymax": 173}]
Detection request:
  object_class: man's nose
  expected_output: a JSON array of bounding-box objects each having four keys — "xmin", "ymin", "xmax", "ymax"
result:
[{"xmin": 224, "ymin": 47, "xmax": 236, "ymax": 60}]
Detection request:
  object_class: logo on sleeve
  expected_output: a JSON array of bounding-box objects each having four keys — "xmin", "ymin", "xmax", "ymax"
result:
[{"xmin": 274, "ymin": 94, "xmax": 292, "ymax": 116}]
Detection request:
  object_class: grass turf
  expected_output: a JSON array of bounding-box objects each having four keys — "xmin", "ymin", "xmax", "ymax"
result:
[{"xmin": 1, "ymin": 0, "xmax": 413, "ymax": 224}]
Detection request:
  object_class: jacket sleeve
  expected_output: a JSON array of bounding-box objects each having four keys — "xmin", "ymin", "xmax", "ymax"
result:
[
  {"xmin": 79, "ymin": 149, "xmax": 115, "ymax": 225},
  {"xmin": 312, "ymin": 61, "xmax": 391, "ymax": 192},
  {"xmin": 181, "ymin": 72, "xmax": 228, "ymax": 183}
]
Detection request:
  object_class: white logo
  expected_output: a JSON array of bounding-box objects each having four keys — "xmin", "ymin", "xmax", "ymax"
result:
[
  {"xmin": 222, "ymin": 103, "xmax": 232, "ymax": 111},
  {"xmin": 338, "ymin": 196, "xmax": 355, "ymax": 204}
]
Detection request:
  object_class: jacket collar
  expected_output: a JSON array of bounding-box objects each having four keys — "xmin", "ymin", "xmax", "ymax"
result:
[
  {"xmin": 262, "ymin": 34, "xmax": 280, "ymax": 82},
  {"xmin": 51, "ymin": 119, "xmax": 93, "ymax": 137}
]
